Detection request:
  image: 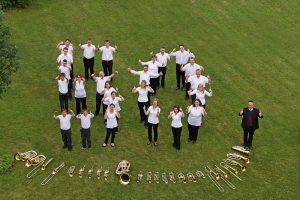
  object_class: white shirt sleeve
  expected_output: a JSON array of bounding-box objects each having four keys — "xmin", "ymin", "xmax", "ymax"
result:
[
  {"xmin": 130, "ymin": 70, "xmax": 141, "ymax": 75},
  {"xmin": 156, "ymin": 61, "xmax": 162, "ymax": 67},
  {"xmin": 204, "ymin": 90, "xmax": 213, "ymax": 96},
  {"xmin": 76, "ymin": 114, "xmax": 81, "ymax": 119},
  {"xmin": 189, "ymin": 90, "xmax": 197, "ymax": 96},
  {"xmin": 99, "ymin": 46, "xmax": 104, "ymax": 52},
  {"xmin": 169, "ymin": 51, "xmax": 177, "ymax": 57}
]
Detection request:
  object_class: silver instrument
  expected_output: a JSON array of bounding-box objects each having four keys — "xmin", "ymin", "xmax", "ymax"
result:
[
  {"xmin": 220, "ymin": 176, "xmax": 236, "ymax": 190},
  {"xmin": 154, "ymin": 172, "xmax": 160, "ymax": 183},
  {"xmin": 214, "ymin": 165, "xmax": 228, "ymax": 178},
  {"xmin": 104, "ymin": 168, "xmax": 109, "ymax": 180},
  {"xmin": 187, "ymin": 172, "xmax": 197, "ymax": 183},
  {"xmin": 169, "ymin": 172, "xmax": 176, "ymax": 183},
  {"xmin": 206, "ymin": 173, "xmax": 224, "ymax": 193},
  {"xmin": 224, "ymin": 158, "xmax": 246, "ymax": 172},
  {"xmin": 96, "ymin": 168, "xmax": 102, "ymax": 180},
  {"xmin": 161, "ymin": 172, "xmax": 168, "ymax": 184},
  {"xmin": 137, "ymin": 171, "xmax": 143, "ymax": 182},
  {"xmin": 195, "ymin": 170, "xmax": 205, "ymax": 179},
  {"xmin": 227, "ymin": 153, "xmax": 250, "ymax": 164},
  {"xmin": 41, "ymin": 162, "xmax": 65, "ymax": 186},
  {"xmin": 205, "ymin": 166, "xmax": 220, "ymax": 181},
  {"xmin": 78, "ymin": 166, "xmax": 85, "ymax": 178},
  {"xmin": 41, "ymin": 158, "xmax": 53, "ymax": 171},
  {"xmin": 67, "ymin": 166, "xmax": 75, "ymax": 177},
  {"xmin": 146, "ymin": 172, "xmax": 152, "ymax": 183},
  {"xmin": 27, "ymin": 158, "xmax": 53, "ymax": 179}
]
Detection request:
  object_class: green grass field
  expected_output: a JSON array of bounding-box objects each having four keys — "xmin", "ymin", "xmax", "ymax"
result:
[{"xmin": 0, "ymin": 0, "xmax": 299, "ymax": 199}]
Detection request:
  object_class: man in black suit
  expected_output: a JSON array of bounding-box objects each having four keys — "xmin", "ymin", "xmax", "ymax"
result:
[{"xmin": 238, "ymin": 100, "xmax": 263, "ymax": 150}]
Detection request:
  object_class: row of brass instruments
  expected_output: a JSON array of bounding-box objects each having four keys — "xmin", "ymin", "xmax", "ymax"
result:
[{"xmin": 67, "ymin": 165, "xmax": 110, "ymax": 180}]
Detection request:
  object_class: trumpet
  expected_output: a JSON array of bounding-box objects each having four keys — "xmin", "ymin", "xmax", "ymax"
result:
[
  {"xmin": 214, "ymin": 165, "xmax": 228, "ymax": 178},
  {"xmin": 41, "ymin": 158, "xmax": 53, "ymax": 171},
  {"xmin": 220, "ymin": 162, "xmax": 243, "ymax": 181},
  {"xmin": 15, "ymin": 150, "xmax": 37, "ymax": 162},
  {"xmin": 78, "ymin": 166, "xmax": 85, "ymax": 178},
  {"xmin": 136, "ymin": 171, "xmax": 143, "ymax": 182},
  {"xmin": 154, "ymin": 172, "xmax": 160, "ymax": 183},
  {"xmin": 67, "ymin": 166, "xmax": 75, "ymax": 177},
  {"xmin": 104, "ymin": 168, "xmax": 109, "ymax": 180},
  {"xmin": 232, "ymin": 146, "xmax": 250, "ymax": 155},
  {"xmin": 88, "ymin": 168, "xmax": 93, "ymax": 179},
  {"xmin": 146, "ymin": 172, "xmax": 152, "ymax": 183},
  {"xmin": 227, "ymin": 153, "xmax": 250, "ymax": 164},
  {"xmin": 25, "ymin": 155, "xmax": 46, "ymax": 167},
  {"xmin": 224, "ymin": 158, "xmax": 246, "ymax": 172},
  {"xmin": 205, "ymin": 166, "xmax": 220, "ymax": 181},
  {"xmin": 169, "ymin": 172, "xmax": 176, "ymax": 183},
  {"xmin": 187, "ymin": 172, "xmax": 197, "ymax": 183},
  {"xmin": 206, "ymin": 173, "xmax": 224, "ymax": 193},
  {"xmin": 96, "ymin": 168, "xmax": 102, "ymax": 180},
  {"xmin": 178, "ymin": 173, "xmax": 187, "ymax": 183},
  {"xmin": 161, "ymin": 172, "xmax": 168, "ymax": 184},
  {"xmin": 26, "ymin": 158, "xmax": 53, "ymax": 178},
  {"xmin": 41, "ymin": 162, "xmax": 65, "ymax": 186},
  {"xmin": 195, "ymin": 170, "xmax": 205, "ymax": 179}
]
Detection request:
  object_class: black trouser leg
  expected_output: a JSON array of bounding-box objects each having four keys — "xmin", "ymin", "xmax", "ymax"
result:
[
  {"xmin": 148, "ymin": 123, "xmax": 153, "ymax": 142},
  {"xmin": 82, "ymin": 97, "xmax": 87, "ymax": 110},
  {"xmin": 108, "ymin": 60, "xmax": 113, "ymax": 75},
  {"xmin": 59, "ymin": 93, "xmax": 68, "ymax": 111},
  {"xmin": 102, "ymin": 60, "xmax": 108, "ymax": 76},
  {"xmin": 150, "ymin": 78, "xmax": 157, "ymax": 94},
  {"xmin": 158, "ymin": 67, "xmax": 166, "ymax": 87},
  {"xmin": 60, "ymin": 129, "xmax": 68, "ymax": 147},
  {"xmin": 75, "ymin": 97, "xmax": 81, "ymax": 115},
  {"xmin": 83, "ymin": 57, "xmax": 89, "ymax": 80},
  {"xmin": 172, "ymin": 127, "xmax": 181, "ymax": 150},
  {"xmin": 181, "ymin": 71, "xmax": 185, "ymax": 88},
  {"xmin": 95, "ymin": 93, "xmax": 103, "ymax": 115},
  {"xmin": 65, "ymin": 129, "xmax": 72, "ymax": 150},
  {"xmin": 138, "ymin": 101, "xmax": 148, "ymax": 121},
  {"xmin": 243, "ymin": 129, "xmax": 249, "ymax": 147},
  {"xmin": 103, "ymin": 104, "xmax": 108, "ymax": 115},
  {"xmin": 68, "ymin": 80, "xmax": 72, "ymax": 98},
  {"xmin": 176, "ymin": 64, "xmax": 181, "ymax": 89},
  {"xmin": 194, "ymin": 126, "xmax": 200, "ymax": 141},
  {"xmin": 104, "ymin": 128, "xmax": 111, "ymax": 144},
  {"xmin": 70, "ymin": 64, "xmax": 74, "ymax": 80},
  {"xmin": 191, "ymin": 94, "xmax": 196, "ymax": 103},
  {"xmin": 202, "ymin": 104, "xmax": 206, "ymax": 109},
  {"xmin": 80, "ymin": 128, "xmax": 87, "ymax": 148},
  {"xmin": 111, "ymin": 127, "xmax": 116, "ymax": 143},
  {"xmin": 90, "ymin": 58, "xmax": 94, "ymax": 78},
  {"xmin": 172, "ymin": 127, "xmax": 176, "ymax": 146},
  {"xmin": 86, "ymin": 128, "xmax": 91, "ymax": 148},
  {"xmin": 188, "ymin": 123, "xmax": 193, "ymax": 140},
  {"xmin": 153, "ymin": 123, "xmax": 158, "ymax": 142},
  {"xmin": 185, "ymin": 82, "xmax": 191, "ymax": 98}
]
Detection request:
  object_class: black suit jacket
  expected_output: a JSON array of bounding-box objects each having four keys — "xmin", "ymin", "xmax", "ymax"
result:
[{"xmin": 238, "ymin": 108, "xmax": 263, "ymax": 130}]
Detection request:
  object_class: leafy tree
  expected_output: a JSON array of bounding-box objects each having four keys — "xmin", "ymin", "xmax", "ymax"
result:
[{"xmin": 0, "ymin": 0, "xmax": 31, "ymax": 9}]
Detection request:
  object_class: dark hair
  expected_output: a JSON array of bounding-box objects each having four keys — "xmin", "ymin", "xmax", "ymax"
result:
[
  {"xmin": 151, "ymin": 55, "xmax": 157, "ymax": 59},
  {"xmin": 179, "ymin": 44, "xmax": 184, "ymax": 47},
  {"xmin": 105, "ymin": 81, "xmax": 111, "ymax": 88},
  {"xmin": 173, "ymin": 105, "xmax": 181, "ymax": 112},
  {"xmin": 65, "ymin": 39, "xmax": 71, "ymax": 42},
  {"xmin": 111, "ymin": 91, "xmax": 117, "ymax": 95},
  {"xmin": 192, "ymin": 99, "xmax": 202, "ymax": 107},
  {"xmin": 63, "ymin": 47, "xmax": 68, "ymax": 51},
  {"xmin": 63, "ymin": 59, "xmax": 67, "ymax": 63},
  {"xmin": 109, "ymin": 103, "xmax": 115, "ymax": 107},
  {"xmin": 87, "ymin": 38, "xmax": 92, "ymax": 41},
  {"xmin": 248, "ymin": 100, "xmax": 254, "ymax": 103},
  {"xmin": 76, "ymin": 74, "xmax": 82, "ymax": 78},
  {"xmin": 60, "ymin": 73, "xmax": 66, "ymax": 77},
  {"xmin": 105, "ymin": 39, "xmax": 110, "ymax": 43},
  {"xmin": 143, "ymin": 65, "xmax": 148, "ymax": 68}
]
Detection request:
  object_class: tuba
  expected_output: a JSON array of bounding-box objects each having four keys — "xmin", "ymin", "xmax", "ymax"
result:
[
  {"xmin": 116, "ymin": 160, "xmax": 130, "ymax": 185},
  {"xmin": 15, "ymin": 151, "xmax": 37, "ymax": 162},
  {"xmin": 232, "ymin": 146, "xmax": 250, "ymax": 155}
]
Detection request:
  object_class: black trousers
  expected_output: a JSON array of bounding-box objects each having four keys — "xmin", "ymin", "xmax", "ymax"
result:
[
  {"xmin": 158, "ymin": 67, "xmax": 167, "ymax": 87},
  {"xmin": 70, "ymin": 63, "xmax": 74, "ymax": 80},
  {"xmin": 137, "ymin": 101, "xmax": 148, "ymax": 121},
  {"xmin": 68, "ymin": 80, "xmax": 73, "ymax": 98},
  {"xmin": 191, "ymin": 94, "xmax": 196, "ymax": 103},
  {"xmin": 185, "ymin": 82, "xmax": 191, "ymax": 98},
  {"xmin": 102, "ymin": 60, "xmax": 113, "ymax": 76},
  {"xmin": 81, "ymin": 128, "xmax": 91, "ymax": 148},
  {"xmin": 103, "ymin": 104, "xmax": 108, "ymax": 116},
  {"xmin": 105, "ymin": 127, "xmax": 117, "ymax": 144},
  {"xmin": 60, "ymin": 129, "xmax": 72, "ymax": 150},
  {"xmin": 148, "ymin": 123, "xmax": 158, "ymax": 142},
  {"xmin": 95, "ymin": 92, "xmax": 104, "ymax": 115},
  {"xmin": 150, "ymin": 78, "xmax": 158, "ymax": 94},
  {"xmin": 83, "ymin": 57, "xmax": 94, "ymax": 80},
  {"xmin": 172, "ymin": 127, "xmax": 182, "ymax": 150},
  {"xmin": 243, "ymin": 128, "xmax": 255, "ymax": 148},
  {"xmin": 176, "ymin": 64, "xmax": 185, "ymax": 89},
  {"xmin": 188, "ymin": 123, "xmax": 200, "ymax": 142},
  {"xmin": 59, "ymin": 93, "xmax": 68, "ymax": 111},
  {"xmin": 75, "ymin": 97, "xmax": 87, "ymax": 115}
]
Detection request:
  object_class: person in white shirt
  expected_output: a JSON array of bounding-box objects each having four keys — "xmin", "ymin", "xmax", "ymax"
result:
[
  {"xmin": 57, "ymin": 59, "xmax": 72, "ymax": 99},
  {"xmin": 139, "ymin": 56, "xmax": 162, "ymax": 95},
  {"xmin": 98, "ymin": 40, "xmax": 117, "ymax": 77},
  {"xmin": 101, "ymin": 81, "xmax": 117, "ymax": 115},
  {"xmin": 103, "ymin": 104, "xmax": 120, "ymax": 147},
  {"xmin": 53, "ymin": 109, "xmax": 75, "ymax": 151},
  {"xmin": 168, "ymin": 105, "xmax": 185, "ymax": 151},
  {"xmin": 57, "ymin": 73, "xmax": 69, "ymax": 112},
  {"xmin": 144, "ymin": 99, "xmax": 161, "ymax": 145},
  {"xmin": 186, "ymin": 99, "xmax": 206, "ymax": 143},
  {"xmin": 57, "ymin": 47, "xmax": 74, "ymax": 77},
  {"xmin": 73, "ymin": 75, "xmax": 87, "ymax": 115},
  {"xmin": 91, "ymin": 71, "xmax": 116, "ymax": 116},
  {"xmin": 76, "ymin": 110, "xmax": 94, "ymax": 149},
  {"xmin": 169, "ymin": 44, "xmax": 195, "ymax": 90},
  {"xmin": 79, "ymin": 39, "xmax": 97, "ymax": 80},
  {"xmin": 128, "ymin": 65, "xmax": 161, "ymax": 86},
  {"xmin": 188, "ymin": 69, "xmax": 211, "ymax": 102},
  {"xmin": 154, "ymin": 47, "xmax": 170, "ymax": 88},
  {"xmin": 181, "ymin": 57, "xmax": 203, "ymax": 99},
  {"xmin": 103, "ymin": 91, "xmax": 124, "ymax": 112},
  {"xmin": 188, "ymin": 84, "xmax": 213, "ymax": 108},
  {"xmin": 56, "ymin": 39, "xmax": 74, "ymax": 56},
  {"xmin": 132, "ymin": 80, "xmax": 154, "ymax": 126}
]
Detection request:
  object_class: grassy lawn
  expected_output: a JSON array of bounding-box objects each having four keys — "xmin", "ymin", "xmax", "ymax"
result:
[{"xmin": 0, "ymin": 0, "xmax": 299, "ymax": 199}]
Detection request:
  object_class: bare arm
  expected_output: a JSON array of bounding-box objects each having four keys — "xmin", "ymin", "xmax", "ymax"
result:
[{"xmin": 69, "ymin": 109, "xmax": 75, "ymax": 117}]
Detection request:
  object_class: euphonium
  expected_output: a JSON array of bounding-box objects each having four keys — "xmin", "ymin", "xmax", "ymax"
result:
[
  {"xmin": 169, "ymin": 172, "xmax": 176, "ymax": 183},
  {"xmin": 78, "ymin": 166, "xmax": 85, "ymax": 178},
  {"xmin": 67, "ymin": 166, "xmax": 75, "ymax": 177},
  {"xmin": 14, "ymin": 151, "xmax": 37, "ymax": 161},
  {"xmin": 116, "ymin": 160, "xmax": 131, "ymax": 185},
  {"xmin": 161, "ymin": 172, "xmax": 168, "ymax": 184},
  {"xmin": 227, "ymin": 153, "xmax": 250, "ymax": 164},
  {"xmin": 136, "ymin": 171, "xmax": 143, "ymax": 182},
  {"xmin": 88, "ymin": 168, "xmax": 93, "ymax": 179},
  {"xmin": 25, "ymin": 155, "xmax": 46, "ymax": 167},
  {"xmin": 232, "ymin": 146, "xmax": 250, "ymax": 155},
  {"xmin": 224, "ymin": 158, "xmax": 246, "ymax": 172},
  {"xmin": 178, "ymin": 173, "xmax": 187, "ymax": 183}
]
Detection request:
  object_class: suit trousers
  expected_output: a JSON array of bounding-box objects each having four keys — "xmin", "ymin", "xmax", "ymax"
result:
[
  {"xmin": 61, "ymin": 129, "xmax": 72, "ymax": 150},
  {"xmin": 80, "ymin": 128, "xmax": 91, "ymax": 148}
]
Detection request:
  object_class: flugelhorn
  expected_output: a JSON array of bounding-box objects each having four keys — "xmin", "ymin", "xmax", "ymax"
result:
[
  {"xmin": 220, "ymin": 162, "xmax": 242, "ymax": 181},
  {"xmin": 154, "ymin": 172, "xmax": 160, "ymax": 183},
  {"xmin": 41, "ymin": 162, "xmax": 65, "ymax": 186},
  {"xmin": 178, "ymin": 173, "xmax": 187, "ymax": 183},
  {"xmin": 78, "ymin": 166, "xmax": 85, "ymax": 178},
  {"xmin": 25, "ymin": 155, "xmax": 46, "ymax": 167},
  {"xmin": 104, "ymin": 168, "xmax": 109, "ymax": 180},
  {"xmin": 232, "ymin": 146, "xmax": 250, "ymax": 155},
  {"xmin": 67, "ymin": 166, "xmax": 75, "ymax": 177},
  {"xmin": 96, "ymin": 168, "xmax": 102, "ymax": 180},
  {"xmin": 15, "ymin": 150, "xmax": 37, "ymax": 161},
  {"xmin": 161, "ymin": 172, "xmax": 168, "ymax": 184},
  {"xmin": 224, "ymin": 158, "xmax": 246, "ymax": 172},
  {"xmin": 41, "ymin": 158, "xmax": 53, "ymax": 171},
  {"xmin": 227, "ymin": 153, "xmax": 250, "ymax": 164},
  {"xmin": 205, "ymin": 166, "xmax": 220, "ymax": 181},
  {"xmin": 136, "ymin": 171, "xmax": 143, "ymax": 182},
  {"xmin": 88, "ymin": 168, "xmax": 93, "ymax": 179},
  {"xmin": 169, "ymin": 172, "xmax": 176, "ymax": 183}
]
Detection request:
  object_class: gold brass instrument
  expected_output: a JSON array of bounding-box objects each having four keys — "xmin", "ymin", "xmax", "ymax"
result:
[
  {"xmin": 78, "ymin": 166, "xmax": 85, "ymax": 178},
  {"xmin": 67, "ymin": 166, "xmax": 75, "ymax": 177},
  {"xmin": 178, "ymin": 173, "xmax": 187, "ymax": 183},
  {"xmin": 146, "ymin": 172, "xmax": 152, "ymax": 183},
  {"xmin": 14, "ymin": 150, "xmax": 37, "ymax": 161},
  {"xmin": 154, "ymin": 172, "xmax": 160, "ymax": 183},
  {"xmin": 205, "ymin": 166, "xmax": 220, "ymax": 181},
  {"xmin": 96, "ymin": 168, "xmax": 102, "ymax": 180},
  {"xmin": 214, "ymin": 165, "xmax": 228, "ymax": 178},
  {"xmin": 232, "ymin": 146, "xmax": 250, "ymax": 155},
  {"xmin": 161, "ymin": 172, "xmax": 168, "ymax": 184},
  {"xmin": 227, "ymin": 153, "xmax": 250, "ymax": 164},
  {"xmin": 220, "ymin": 175, "xmax": 236, "ymax": 190},
  {"xmin": 136, "ymin": 171, "xmax": 143, "ymax": 182},
  {"xmin": 116, "ymin": 160, "xmax": 131, "ymax": 185},
  {"xmin": 220, "ymin": 162, "xmax": 243, "ymax": 181},
  {"xmin": 195, "ymin": 170, "xmax": 206, "ymax": 179},
  {"xmin": 41, "ymin": 162, "xmax": 65, "ymax": 186},
  {"xmin": 104, "ymin": 168, "xmax": 109, "ymax": 180},
  {"xmin": 187, "ymin": 172, "xmax": 197, "ymax": 183},
  {"xmin": 224, "ymin": 158, "xmax": 246, "ymax": 172},
  {"xmin": 26, "ymin": 158, "xmax": 53, "ymax": 178},
  {"xmin": 88, "ymin": 168, "xmax": 93, "ymax": 179},
  {"xmin": 25, "ymin": 155, "xmax": 46, "ymax": 167},
  {"xmin": 206, "ymin": 173, "xmax": 224, "ymax": 193},
  {"xmin": 169, "ymin": 172, "xmax": 176, "ymax": 183},
  {"xmin": 41, "ymin": 158, "xmax": 53, "ymax": 171}
]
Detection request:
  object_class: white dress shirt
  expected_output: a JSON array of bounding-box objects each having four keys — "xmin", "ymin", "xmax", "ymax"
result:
[
  {"xmin": 103, "ymin": 87, "xmax": 117, "ymax": 105},
  {"xmin": 57, "ymin": 53, "xmax": 73, "ymax": 66},
  {"xmin": 99, "ymin": 46, "xmax": 116, "ymax": 61},
  {"xmin": 130, "ymin": 70, "xmax": 159, "ymax": 85},
  {"xmin": 141, "ymin": 61, "xmax": 162, "ymax": 78},
  {"xmin": 59, "ymin": 45, "xmax": 74, "ymax": 56},
  {"xmin": 187, "ymin": 106, "xmax": 205, "ymax": 126},
  {"xmin": 58, "ymin": 114, "xmax": 72, "ymax": 130},
  {"xmin": 58, "ymin": 65, "xmax": 71, "ymax": 80},
  {"xmin": 188, "ymin": 75, "xmax": 209, "ymax": 90},
  {"xmin": 147, "ymin": 106, "xmax": 160, "ymax": 124},
  {"xmin": 106, "ymin": 111, "xmax": 118, "ymax": 128},
  {"xmin": 76, "ymin": 114, "xmax": 94, "ymax": 129},
  {"xmin": 58, "ymin": 79, "xmax": 68, "ymax": 94},
  {"xmin": 136, "ymin": 87, "xmax": 150, "ymax": 102},
  {"xmin": 169, "ymin": 50, "xmax": 195, "ymax": 65},
  {"xmin": 171, "ymin": 112, "xmax": 183, "ymax": 128},
  {"xmin": 95, "ymin": 76, "xmax": 111, "ymax": 94},
  {"xmin": 189, "ymin": 90, "xmax": 212, "ymax": 105},
  {"xmin": 182, "ymin": 63, "xmax": 202, "ymax": 77},
  {"xmin": 155, "ymin": 52, "xmax": 170, "ymax": 67},
  {"xmin": 104, "ymin": 97, "xmax": 123, "ymax": 111},
  {"xmin": 81, "ymin": 44, "xmax": 96, "ymax": 59},
  {"xmin": 74, "ymin": 80, "xmax": 86, "ymax": 98}
]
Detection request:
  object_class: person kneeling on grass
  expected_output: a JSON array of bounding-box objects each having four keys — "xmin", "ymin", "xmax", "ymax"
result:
[
  {"xmin": 53, "ymin": 109, "xmax": 75, "ymax": 151},
  {"xmin": 103, "ymin": 104, "xmax": 120, "ymax": 147},
  {"xmin": 76, "ymin": 110, "xmax": 94, "ymax": 149}
]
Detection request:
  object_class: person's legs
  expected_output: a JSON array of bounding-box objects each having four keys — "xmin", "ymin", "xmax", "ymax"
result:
[
  {"xmin": 80, "ymin": 129, "xmax": 86, "ymax": 148},
  {"xmin": 66, "ymin": 129, "xmax": 72, "ymax": 150},
  {"xmin": 172, "ymin": 127, "xmax": 176, "ymax": 147},
  {"xmin": 185, "ymin": 82, "xmax": 191, "ymax": 98},
  {"xmin": 68, "ymin": 80, "xmax": 72, "ymax": 99},
  {"xmin": 75, "ymin": 97, "xmax": 80, "ymax": 115},
  {"xmin": 150, "ymin": 78, "xmax": 157, "ymax": 94},
  {"xmin": 104, "ymin": 128, "xmax": 111, "ymax": 144},
  {"xmin": 188, "ymin": 123, "xmax": 193, "ymax": 141},
  {"xmin": 83, "ymin": 58, "xmax": 89, "ymax": 80},
  {"xmin": 108, "ymin": 60, "xmax": 113, "ymax": 75},
  {"xmin": 176, "ymin": 64, "xmax": 181, "ymax": 89},
  {"xmin": 161, "ymin": 67, "xmax": 166, "ymax": 87},
  {"xmin": 243, "ymin": 129, "xmax": 249, "ymax": 148},
  {"xmin": 153, "ymin": 123, "xmax": 158, "ymax": 142},
  {"xmin": 181, "ymin": 71, "xmax": 185, "ymax": 89},
  {"xmin": 63, "ymin": 93, "xmax": 68, "ymax": 111},
  {"xmin": 102, "ymin": 60, "xmax": 108, "ymax": 76},
  {"xmin": 194, "ymin": 126, "xmax": 200, "ymax": 142},
  {"xmin": 177, "ymin": 127, "xmax": 182, "ymax": 150},
  {"xmin": 248, "ymin": 128, "xmax": 255, "ymax": 148},
  {"xmin": 82, "ymin": 97, "xmax": 87, "ymax": 110},
  {"xmin": 89, "ymin": 58, "xmax": 94, "ymax": 79},
  {"xmin": 59, "ymin": 93, "xmax": 64, "ymax": 112},
  {"xmin": 61, "ymin": 130, "xmax": 68, "ymax": 147},
  {"xmin": 148, "ymin": 123, "xmax": 153, "ymax": 142},
  {"xmin": 86, "ymin": 128, "xmax": 91, "ymax": 148},
  {"xmin": 95, "ymin": 93, "xmax": 101, "ymax": 115},
  {"xmin": 103, "ymin": 104, "xmax": 108, "ymax": 115},
  {"xmin": 111, "ymin": 127, "xmax": 116, "ymax": 143}
]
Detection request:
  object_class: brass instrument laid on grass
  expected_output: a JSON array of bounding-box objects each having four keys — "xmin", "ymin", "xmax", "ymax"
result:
[
  {"xmin": 169, "ymin": 172, "xmax": 176, "ymax": 183},
  {"xmin": 154, "ymin": 172, "xmax": 160, "ymax": 183},
  {"xmin": 136, "ymin": 171, "xmax": 143, "ymax": 182},
  {"xmin": 232, "ymin": 146, "xmax": 250, "ymax": 155},
  {"xmin": 41, "ymin": 158, "xmax": 53, "ymax": 171},
  {"xmin": 116, "ymin": 160, "xmax": 131, "ymax": 185},
  {"xmin": 178, "ymin": 173, "xmax": 187, "ymax": 183},
  {"xmin": 195, "ymin": 170, "xmax": 205, "ymax": 179},
  {"xmin": 206, "ymin": 173, "xmax": 224, "ymax": 193},
  {"xmin": 41, "ymin": 162, "xmax": 65, "ymax": 186},
  {"xmin": 205, "ymin": 166, "xmax": 220, "ymax": 181},
  {"xmin": 15, "ymin": 151, "xmax": 37, "ymax": 162},
  {"xmin": 25, "ymin": 155, "xmax": 46, "ymax": 167},
  {"xmin": 220, "ymin": 162, "xmax": 242, "ymax": 181},
  {"xmin": 78, "ymin": 166, "xmax": 85, "ymax": 178},
  {"xmin": 88, "ymin": 168, "xmax": 93, "ymax": 179},
  {"xmin": 67, "ymin": 166, "xmax": 75, "ymax": 177},
  {"xmin": 96, "ymin": 168, "xmax": 102, "ymax": 180},
  {"xmin": 26, "ymin": 158, "xmax": 53, "ymax": 178},
  {"xmin": 223, "ymin": 158, "xmax": 246, "ymax": 172},
  {"xmin": 161, "ymin": 172, "xmax": 168, "ymax": 184},
  {"xmin": 214, "ymin": 165, "xmax": 228, "ymax": 178},
  {"xmin": 104, "ymin": 168, "xmax": 109, "ymax": 180},
  {"xmin": 227, "ymin": 153, "xmax": 250, "ymax": 164},
  {"xmin": 187, "ymin": 172, "xmax": 197, "ymax": 183},
  {"xmin": 146, "ymin": 172, "xmax": 152, "ymax": 183}
]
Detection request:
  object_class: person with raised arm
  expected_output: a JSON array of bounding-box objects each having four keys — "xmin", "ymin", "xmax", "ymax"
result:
[
  {"xmin": 56, "ymin": 73, "xmax": 69, "ymax": 112},
  {"xmin": 144, "ymin": 98, "xmax": 161, "ymax": 146},
  {"xmin": 76, "ymin": 110, "xmax": 94, "ymax": 149},
  {"xmin": 73, "ymin": 75, "xmax": 87, "ymax": 115},
  {"xmin": 103, "ymin": 104, "xmax": 120, "ymax": 147},
  {"xmin": 188, "ymin": 84, "xmax": 212, "ymax": 108},
  {"xmin": 98, "ymin": 39, "xmax": 117, "ymax": 77},
  {"xmin": 153, "ymin": 47, "xmax": 170, "ymax": 88},
  {"xmin": 78, "ymin": 39, "xmax": 97, "ymax": 80},
  {"xmin": 168, "ymin": 105, "xmax": 184, "ymax": 151},
  {"xmin": 188, "ymin": 69, "xmax": 211, "ymax": 102},
  {"xmin": 57, "ymin": 59, "xmax": 72, "ymax": 99}
]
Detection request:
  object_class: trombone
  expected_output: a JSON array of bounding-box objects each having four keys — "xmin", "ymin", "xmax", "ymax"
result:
[
  {"xmin": 205, "ymin": 166, "xmax": 220, "ymax": 181},
  {"xmin": 206, "ymin": 173, "xmax": 224, "ymax": 193},
  {"xmin": 214, "ymin": 165, "xmax": 228, "ymax": 178},
  {"xmin": 41, "ymin": 158, "xmax": 53, "ymax": 171},
  {"xmin": 227, "ymin": 153, "xmax": 250, "ymax": 164},
  {"xmin": 220, "ymin": 162, "xmax": 243, "ymax": 181},
  {"xmin": 26, "ymin": 158, "xmax": 53, "ymax": 178},
  {"xmin": 224, "ymin": 158, "xmax": 246, "ymax": 172},
  {"xmin": 41, "ymin": 162, "xmax": 65, "ymax": 186}
]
